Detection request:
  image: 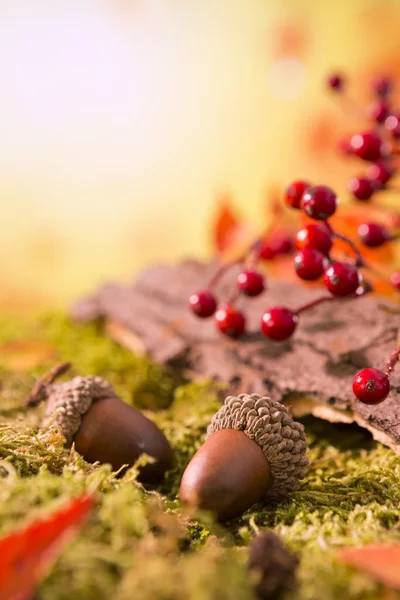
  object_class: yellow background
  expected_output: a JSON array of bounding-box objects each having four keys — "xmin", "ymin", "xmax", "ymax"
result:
[{"xmin": 1, "ymin": 0, "xmax": 399, "ymax": 308}]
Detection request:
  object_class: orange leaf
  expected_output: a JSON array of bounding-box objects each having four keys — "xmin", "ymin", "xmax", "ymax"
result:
[
  {"xmin": 0, "ymin": 340, "xmax": 58, "ymax": 371},
  {"xmin": 339, "ymin": 544, "xmax": 400, "ymax": 589},
  {"xmin": 212, "ymin": 197, "xmax": 243, "ymax": 255},
  {"xmin": 0, "ymin": 494, "xmax": 93, "ymax": 600}
]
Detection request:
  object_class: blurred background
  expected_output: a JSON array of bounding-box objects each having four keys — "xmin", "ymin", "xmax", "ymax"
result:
[{"xmin": 1, "ymin": 0, "xmax": 400, "ymax": 309}]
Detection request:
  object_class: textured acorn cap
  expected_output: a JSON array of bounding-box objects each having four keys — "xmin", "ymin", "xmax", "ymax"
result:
[
  {"xmin": 207, "ymin": 393, "xmax": 308, "ymax": 500},
  {"xmin": 41, "ymin": 376, "xmax": 118, "ymax": 446}
]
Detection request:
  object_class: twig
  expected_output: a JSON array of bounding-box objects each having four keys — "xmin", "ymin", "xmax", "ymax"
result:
[{"xmin": 25, "ymin": 362, "xmax": 72, "ymax": 407}]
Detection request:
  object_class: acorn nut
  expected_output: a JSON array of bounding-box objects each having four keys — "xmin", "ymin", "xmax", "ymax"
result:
[
  {"xmin": 26, "ymin": 363, "xmax": 173, "ymax": 483},
  {"xmin": 180, "ymin": 393, "xmax": 308, "ymax": 521}
]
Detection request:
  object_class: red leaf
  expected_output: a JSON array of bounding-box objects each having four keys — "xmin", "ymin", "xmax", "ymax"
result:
[
  {"xmin": 339, "ymin": 544, "xmax": 400, "ymax": 589},
  {"xmin": 0, "ymin": 494, "xmax": 94, "ymax": 600},
  {"xmin": 212, "ymin": 197, "xmax": 242, "ymax": 255}
]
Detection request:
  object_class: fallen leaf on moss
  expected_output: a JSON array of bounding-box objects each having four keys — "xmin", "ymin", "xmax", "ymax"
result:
[
  {"xmin": 339, "ymin": 544, "xmax": 400, "ymax": 589},
  {"xmin": 0, "ymin": 494, "xmax": 93, "ymax": 600},
  {"xmin": 0, "ymin": 340, "xmax": 58, "ymax": 371}
]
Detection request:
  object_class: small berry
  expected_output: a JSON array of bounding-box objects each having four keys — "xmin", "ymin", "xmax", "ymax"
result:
[
  {"xmin": 347, "ymin": 177, "xmax": 375, "ymax": 201},
  {"xmin": 271, "ymin": 233, "xmax": 293, "ymax": 255},
  {"xmin": 353, "ymin": 368, "xmax": 390, "ymax": 404},
  {"xmin": 337, "ymin": 136, "xmax": 353, "ymax": 155},
  {"xmin": 237, "ymin": 270, "xmax": 265, "ymax": 297},
  {"xmin": 302, "ymin": 185, "xmax": 338, "ymax": 220},
  {"xmin": 367, "ymin": 101, "xmax": 389, "ymax": 124},
  {"xmin": 285, "ymin": 180, "xmax": 311, "ymax": 209},
  {"xmin": 261, "ymin": 307, "xmax": 298, "ymax": 341},
  {"xmin": 259, "ymin": 232, "xmax": 293, "ymax": 260},
  {"xmin": 349, "ymin": 132, "xmax": 384, "ymax": 161},
  {"xmin": 324, "ymin": 262, "xmax": 361, "ymax": 297},
  {"xmin": 366, "ymin": 161, "xmax": 394, "ymax": 189},
  {"xmin": 391, "ymin": 271, "xmax": 400, "ymax": 290},
  {"xmin": 295, "ymin": 223, "xmax": 333, "ymax": 255},
  {"xmin": 258, "ymin": 241, "xmax": 276, "ymax": 261},
  {"xmin": 371, "ymin": 75, "xmax": 392, "ymax": 99},
  {"xmin": 189, "ymin": 291, "xmax": 217, "ymax": 318},
  {"xmin": 215, "ymin": 305, "xmax": 246, "ymax": 338},
  {"xmin": 358, "ymin": 222, "xmax": 388, "ymax": 247},
  {"xmin": 327, "ymin": 73, "xmax": 344, "ymax": 91},
  {"xmin": 294, "ymin": 248, "xmax": 328, "ymax": 281},
  {"xmin": 385, "ymin": 113, "xmax": 400, "ymax": 139}
]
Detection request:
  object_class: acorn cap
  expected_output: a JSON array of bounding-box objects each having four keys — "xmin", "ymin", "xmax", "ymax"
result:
[
  {"xmin": 41, "ymin": 375, "xmax": 118, "ymax": 446},
  {"xmin": 207, "ymin": 393, "xmax": 308, "ymax": 500}
]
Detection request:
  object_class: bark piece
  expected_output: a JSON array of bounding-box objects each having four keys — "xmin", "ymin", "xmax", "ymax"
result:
[{"xmin": 71, "ymin": 260, "xmax": 400, "ymax": 451}]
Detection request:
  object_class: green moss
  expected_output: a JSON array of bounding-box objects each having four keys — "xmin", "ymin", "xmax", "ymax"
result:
[{"xmin": 0, "ymin": 311, "xmax": 399, "ymax": 599}]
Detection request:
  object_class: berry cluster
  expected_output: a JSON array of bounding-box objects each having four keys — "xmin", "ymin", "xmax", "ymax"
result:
[
  {"xmin": 189, "ymin": 71, "xmax": 400, "ymax": 405},
  {"xmin": 327, "ymin": 72, "xmax": 400, "ymax": 252}
]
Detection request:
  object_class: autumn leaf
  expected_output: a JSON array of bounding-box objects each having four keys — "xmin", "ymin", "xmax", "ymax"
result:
[
  {"xmin": 212, "ymin": 196, "xmax": 243, "ymax": 255},
  {"xmin": 0, "ymin": 340, "xmax": 58, "ymax": 371},
  {"xmin": 339, "ymin": 544, "xmax": 400, "ymax": 589},
  {"xmin": 0, "ymin": 494, "xmax": 94, "ymax": 600}
]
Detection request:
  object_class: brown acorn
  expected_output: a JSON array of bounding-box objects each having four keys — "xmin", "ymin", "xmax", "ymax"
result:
[
  {"xmin": 26, "ymin": 363, "xmax": 173, "ymax": 483},
  {"xmin": 180, "ymin": 393, "xmax": 308, "ymax": 521}
]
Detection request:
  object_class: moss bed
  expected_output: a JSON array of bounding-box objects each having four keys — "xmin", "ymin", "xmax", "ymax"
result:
[{"xmin": 1, "ymin": 312, "xmax": 400, "ymax": 600}]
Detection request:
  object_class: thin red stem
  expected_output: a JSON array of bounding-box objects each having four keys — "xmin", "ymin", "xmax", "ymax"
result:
[
  {"xmin": 384, "ymin": 348, "xmax": 400, "ymax": 378},
  {"xmin": 295, "ymin": 284, "xmax": 370, "ymax": 316},
  {"xmin": 336, "ymin": 93, "xmax": 366, "ymax": 121},
  {"xmin": 208, "ymin": 237, "xmax": 265, "ymax": 291},
  {"xmin": 208, "ymin": 258, "xmax": 243, "ymax": 290},
  {"xmin": 325, "ymin": 222, "xmax": 367, "ymax": 267}
]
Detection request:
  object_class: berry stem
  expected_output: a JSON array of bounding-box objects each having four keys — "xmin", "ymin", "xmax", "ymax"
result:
[
  {"xmin": 325, "ymin": 222, "xmax": 367, "ymax": 267},
  {"xmin": 208, "ymin": 258, "xmax": 243, "ymax": 290},
  {"xmin": 208, "ymin": 237, "xmax": 265, "ymax": 290},
  {"xmin": 295, "ymin": 283, "xmax": 370, "ymax": 316},
  {"xmin": 337, "ymin": 93, "xmax": 366, "ymax": 120},
  {"xmin": 384, "ymin": 348, "xmax": 400, "ymax": 377}
]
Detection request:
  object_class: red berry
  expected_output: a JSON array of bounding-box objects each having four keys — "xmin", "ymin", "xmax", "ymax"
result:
[
  {"xmin": 347, "ymin": 177, "xmax": 375, "ymax": 201},
  {"xmin": 327, "ymin": 73, "xmax": 344, "ymax": 91},
  {"xmin": 215, "ymin": 305, "xmax": 245, "ymax": 338},
  {"xmin": 285, "ymin": 180, "xmax": 311, "ymax": 209},
  {"xmin": 189, "ymin": 290, "xmax": 217, "ymax": 318},
  {"xmin": 302, "ymin": 185, "xmax": 338, "ymax": 221},
  {"xmin": 367, "ymin": 101, "xmax": 389, "ymax": 124},
  {"xmin": 349, "ymin": 132, "xmax": 384, "ymax": 161},
  {"xmin": 324, "ymin": 262, "xmax": 361, "ymax": 297},
  {"xmin": 259, "ymin": 241, "xmax": 276, "ymax": 261},
  {"xmin": 353, "ymin": 368, "xmax": 390, "ymax": 404},
  {"xmin": 337, "ymin": 136, "xmax": 353, "ymax": 155},
  {"xmin": 294, "ymin": 248, "xmax": 328, "ymax": 281},
  {"xmin": 261, "ymin": 307, "xmax": 298, "ymax": 341},
  {"xmin": 385, "ymin": 113, "xmax": 400, "ymax": 139},
  {"xmin": 295, "ymin": 223, "xmax": 333, "ymax": 255},
  {"xmin": 237, "ymin": 270, "xmax": 265, "ymax": 297},
  {"xmin": 259, "ymin": 232, "xmax": 293, "ymax": 260},
  {"xmin": 391, "ymin": 271, "xmax": 400, "ymax": 290},
  {"xmin": 358, "ymin": 222, "xmax": 388, "ymax": 247},
  {"xmin": 366, "ymin": 161, "xmax": 394, "ymax": 189},
  {"xmin": 371, "ymin": 75, "xmax": 393, "ymax": 99}
]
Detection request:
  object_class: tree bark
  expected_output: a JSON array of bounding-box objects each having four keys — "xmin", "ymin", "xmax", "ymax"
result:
[{"xmin": 71, "ymin": 260, "xmax": 400, "ymax": 452}]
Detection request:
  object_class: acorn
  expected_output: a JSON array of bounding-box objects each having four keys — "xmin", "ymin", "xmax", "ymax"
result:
[
  {"xmin": 180, "ymin": 393, "xmax": 308, "ymax": 521},
  {"xmin": 26, "ymin": 363, "xmax": 173, "ymax": 483}
]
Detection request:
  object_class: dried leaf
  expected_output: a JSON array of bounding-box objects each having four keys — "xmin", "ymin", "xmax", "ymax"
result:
[
  {"xmin": 339, "ymin": 544, "xmax": 400, "ymax": 589},
  {"xmin": 0, "ymin": 340, "xmax": 58, "ymax": 371},
  {"xmin": 0, "ymin": 494, "xmax": 93, "ymax": 600},
  {"xmin": 212, "ymin": 196, "xmax": 255, "ymax": 257}
]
